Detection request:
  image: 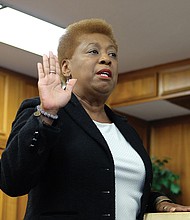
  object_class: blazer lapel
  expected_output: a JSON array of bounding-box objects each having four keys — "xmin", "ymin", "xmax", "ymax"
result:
[{"xmin": 63, "ymin": 94, "xmax": 111, "ymax": 154}]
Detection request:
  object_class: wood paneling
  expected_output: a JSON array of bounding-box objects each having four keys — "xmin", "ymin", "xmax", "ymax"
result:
[
  {"xmin": 0, "ymin": 68, "xmax": 37, "ymax": 220},
  {"xmin": 0, "ymin": 68, "xmax": 38, "ymax": 145},
  {"xmin": 150, "ymin": 116, "xmax": 190, "ymax": 205},
  {"xmin": 5, "ymin": 74, "xmax": 24, "ymax": 138},
  {"xmin": 17, "ymin": 196, "xmax": 28, "ymax": 220},
  {"xmin": 0, "ymin": 73, "xmax": 8, "ymax": 137},
  {"xmin": 1, "ymin": 196, "xmax": 18, "ymax": 220},
  {"xmin": 124, "ymin": 114, "xmax": 150, "ymax": 150}
]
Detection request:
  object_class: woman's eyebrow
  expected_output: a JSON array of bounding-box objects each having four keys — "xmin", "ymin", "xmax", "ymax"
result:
[
  {"xmin": 85, "ymin": 42, "xmax": 116, "ymax": 50},
  {"xmin": 86, "ymin": 42, "xmax": 99, "ymax": 47}
]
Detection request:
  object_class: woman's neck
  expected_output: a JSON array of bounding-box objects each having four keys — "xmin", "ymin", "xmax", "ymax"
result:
[{"xmin": 74, "ymin": 93, "xmax": 111, "ymax": 123}]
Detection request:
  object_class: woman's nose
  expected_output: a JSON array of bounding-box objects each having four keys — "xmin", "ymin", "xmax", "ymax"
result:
[{"xmin": 99, "ymin": 55, "xmax": 112, "ymax": 66}]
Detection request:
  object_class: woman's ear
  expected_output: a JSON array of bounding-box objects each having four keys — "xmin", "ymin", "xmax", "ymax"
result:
[{"xmin": 61, "ymin": 59, "xmax": 71, "ymax": 78}]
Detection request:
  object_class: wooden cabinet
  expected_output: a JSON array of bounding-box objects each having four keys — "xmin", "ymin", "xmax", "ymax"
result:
[
  {"xmin": 159, "ymin": 65, "xmax": 190, "ymax": 96},
  {"xmin": 108, "ymin": 60, "xmax": 190, "ymax": 107},
  {"xmin": 0, "ymin": 68, "xmax": 38, "ymax": 220},
  {"xmin": 108, "ymin": 72, "xmax": 157, "ymax": 106}
]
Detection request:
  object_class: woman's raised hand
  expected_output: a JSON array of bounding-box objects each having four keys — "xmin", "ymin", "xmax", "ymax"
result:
[{"xmin": 37, "ymin": 51, "xmax": 77, "ymax": 114}]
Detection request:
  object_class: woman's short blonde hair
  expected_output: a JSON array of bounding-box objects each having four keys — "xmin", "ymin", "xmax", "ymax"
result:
[{"xmin": 57, "ymin": 18, "xmax": 118, "ymax": 68}]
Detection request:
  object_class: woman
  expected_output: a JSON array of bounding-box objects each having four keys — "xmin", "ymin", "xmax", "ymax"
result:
[{"xmin": 1, "ymin": 18, "xmax": 190, "ymax": 220}]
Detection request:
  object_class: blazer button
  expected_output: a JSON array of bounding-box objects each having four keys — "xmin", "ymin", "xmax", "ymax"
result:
[
  {"xmin": 34, "ymin": 131, "xmax": 39, "ymax": 138},
  {"xmin": 102, "ymin": 213, "xmax": 111, "ymax": 217},
  {"xmin": 102, "ymin": 190, "xmax": 111, "ymax": 194},
  {"xmin": 29, "ymin": 144, "xmax": 35, "ymax": 153},
  {"xmin": 32, "ymin": 137, "xmax": 37, "ymax": 142}
]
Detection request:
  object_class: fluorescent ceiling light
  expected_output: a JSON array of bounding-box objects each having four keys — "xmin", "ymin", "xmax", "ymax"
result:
[{"xmin": 0, "ymin": 6, "xmax": 66, "ymax": 56}]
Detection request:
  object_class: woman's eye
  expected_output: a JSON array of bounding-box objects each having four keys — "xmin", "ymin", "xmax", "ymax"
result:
[
  {"xmin": 88, "ymin": 49, "xmax": 99, "ymax": 54},
  {"xmin": 109, "ymin": 52, "xmax": 117, "ymax": 58}
]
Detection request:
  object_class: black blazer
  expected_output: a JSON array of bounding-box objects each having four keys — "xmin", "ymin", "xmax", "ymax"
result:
[{"xmin": 0, "ymin": 94, "xmax": 161, "ymax": 220}]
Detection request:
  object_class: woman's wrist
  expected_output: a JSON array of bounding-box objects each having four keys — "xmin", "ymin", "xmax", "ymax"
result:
[
  {"xmin": 40, "ymin": 115, "xmax": 54, "ymax": 126},
  {"xmin": 154, "ymin": 196, "xmax": 173, "ymax": 208},
  {"xmin": 34, "ymin": 105, "xmax": 59, "ymax": 126}
]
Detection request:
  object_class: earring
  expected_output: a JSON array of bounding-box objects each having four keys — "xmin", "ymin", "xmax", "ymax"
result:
[
  {"xmin": 62, "ymin": 75, "xmax": 72, "ymax": 90},
  {"xmin": 66, "ymin": 78, "xmax": 70, "ymax": 84},
  {"xmin": 66, "ymin": 75, "xmax": 72, "ymax": 84}
]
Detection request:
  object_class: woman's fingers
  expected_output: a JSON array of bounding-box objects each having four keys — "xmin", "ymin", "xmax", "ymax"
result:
[
  {"xmin": 159, "ymin": 202, "xmax": 190, "ymax": 212},
  {"xmin": 55, "ymin": 55, "xmax": 60, "ymax": 75},
  {"xmin": 49, "ymin": 51, "xmax": 56, "ymax": 73},
  {"xmin": 37, "ymin": 62, "xmax": 45, "ymax": 79},
  {"xmin": 39, "ymin": 52, "xmax": 59, "ymax": 78},
  {"xmin": 43, "ymin": 54, "xmax": 50, "ymax": 75}
]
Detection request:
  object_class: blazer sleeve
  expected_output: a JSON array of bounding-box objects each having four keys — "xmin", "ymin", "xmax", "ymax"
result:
[
  {"xmin": 147, "ymin": 191, "xmax": 166, "ymax": 212},
  {"xmin": 0, "ymin": 98, "xmax": 61, "ymax": 197}
]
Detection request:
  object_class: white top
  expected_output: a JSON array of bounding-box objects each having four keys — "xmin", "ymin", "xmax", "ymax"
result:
[{"xmin": 94, "ymin": 121, "xmax": 145, "ymax": 220}]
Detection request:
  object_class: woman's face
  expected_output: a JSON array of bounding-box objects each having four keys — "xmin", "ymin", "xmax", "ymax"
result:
[{"xmin": 64, "ymin": 33, "xmax": 118, "ymax": 98}]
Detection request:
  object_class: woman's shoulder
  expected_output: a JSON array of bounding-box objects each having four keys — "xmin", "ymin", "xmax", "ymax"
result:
[
  {"xmin": 15, "ymin": 97, "xmax": 40, "ymax": 118},
  {"xmin": 19, "ymin": 96, "xmax": 40, "ymax": 110}
]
